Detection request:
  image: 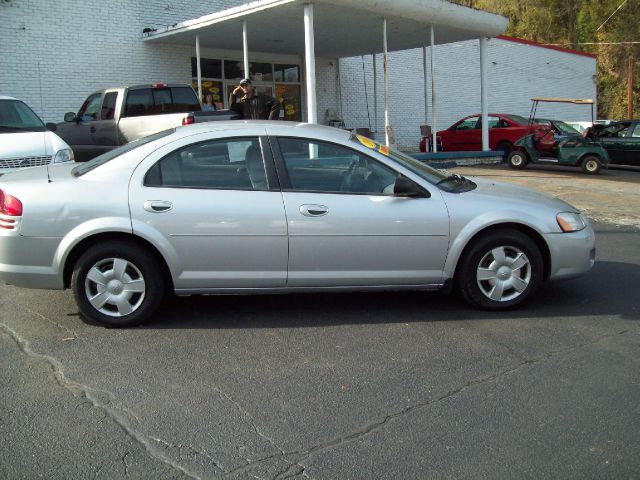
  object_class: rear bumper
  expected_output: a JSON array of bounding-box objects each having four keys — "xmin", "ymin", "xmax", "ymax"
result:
[
  {"xmin": 0, "ymin": 235, "xmax": 64, "ymax": 289},
  {"xmin": 544, "ymin": 223, "xmax": 596, "ymax": 280}
]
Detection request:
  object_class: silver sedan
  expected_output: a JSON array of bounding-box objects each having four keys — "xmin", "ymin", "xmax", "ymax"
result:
[{"xmin": 0, "ymin": 121, "xmax": 595, "ymax": 327}]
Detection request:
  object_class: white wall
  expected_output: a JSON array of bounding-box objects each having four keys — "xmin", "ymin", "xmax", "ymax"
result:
[
  {"xmin": 339, "ymin": 38, "xmax": 597, "ymax": 150},
  {"xmin": 0, "ymin": 0, "xmax": 247, "ymax": 122}
]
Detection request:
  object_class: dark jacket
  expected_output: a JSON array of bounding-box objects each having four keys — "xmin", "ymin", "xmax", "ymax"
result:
[{"xmin": 229, "ymin": 92, "xmax": 281, "ymax": 120}]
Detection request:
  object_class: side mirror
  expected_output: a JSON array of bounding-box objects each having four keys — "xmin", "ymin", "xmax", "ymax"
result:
[
  {"xmin": 394, "ymin": 176, "xmax": 430, "ymax": 198},
  {"xmin": 45, "ymin": 122, "xmax": 57, "ymax": 131},
  {"xmin": 64, "ymin": 112, "xmax": 77, "ymax": 122}
]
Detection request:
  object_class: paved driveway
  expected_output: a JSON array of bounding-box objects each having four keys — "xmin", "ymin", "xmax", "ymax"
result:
[
  {"xmin": 1, "ymin": 166, "xmax": 639, "ymax": 479},
  {"xmin": 451, "ymin": 164, "xmax": 640, "ymax": 230}
]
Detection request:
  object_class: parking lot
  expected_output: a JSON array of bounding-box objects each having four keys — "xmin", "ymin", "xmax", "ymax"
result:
[{"xmin": 1, "ymin": 165, "xmax": 639, "ymax": 479}]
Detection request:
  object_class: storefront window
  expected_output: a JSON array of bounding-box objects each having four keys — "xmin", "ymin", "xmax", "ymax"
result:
[
  {"xmin": 191, "ymin": 58, "xmax": 222, "ymax": 78},
  {"xmin": 274, "ymin": 64, "xmax": 300, "ymax": 83},
  {"xmin": 192, "ymin": 57, "xmax": 300, "ymax": 114},
  {"xmin": 276, "ymin": 84, "xmax": 301, "ymax": 121},
  {"xmin": 192, "ymin": 80, "xmax": 224, "ymax": 110}
]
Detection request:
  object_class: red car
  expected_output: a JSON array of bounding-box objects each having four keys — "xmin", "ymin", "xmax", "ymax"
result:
[{"xmin": 420, "ymin": 113, "xmax": 532, "ymax": 155}]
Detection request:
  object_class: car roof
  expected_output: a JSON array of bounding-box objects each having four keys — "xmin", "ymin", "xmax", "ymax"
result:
[
  {"xmin": 176, "ymin": 120, "xmax": 353, "ymax": 140},
  {"xmin": 0, "ymin": 95, "xmax": 19, "ymax": 101}
]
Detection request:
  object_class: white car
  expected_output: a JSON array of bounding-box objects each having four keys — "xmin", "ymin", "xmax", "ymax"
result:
[{"xmin": 0, "ymin": 95, "xmax": 74, "ymax": 175}]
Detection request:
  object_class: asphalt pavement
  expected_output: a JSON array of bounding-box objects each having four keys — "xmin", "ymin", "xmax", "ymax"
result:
[{"xmin": 1, "ymin": 165, "xmax": 639, "ymax": 479}]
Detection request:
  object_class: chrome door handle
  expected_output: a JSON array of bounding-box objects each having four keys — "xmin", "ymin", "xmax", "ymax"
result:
[
  {"xmin": 299, "ymin": 204, "xmax": 328, "ymax": 217},
  {"xmin": 144, "ymin": 200, "xmax": 173, "ymax": 213}
]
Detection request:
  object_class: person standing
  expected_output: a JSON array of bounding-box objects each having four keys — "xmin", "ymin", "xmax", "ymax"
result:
[
  {"xmin": 202, "ymin": 94, "xmax": 216, "ymax": 111},
  {"xmin": 229, "ymin": 78, "xmax": 280, "ymax": 120}
]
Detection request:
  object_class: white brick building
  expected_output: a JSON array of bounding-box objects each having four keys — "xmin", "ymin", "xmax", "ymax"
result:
[{"xmin": 1, "ymin": 0, "xmax": 596, "ymax": 151}]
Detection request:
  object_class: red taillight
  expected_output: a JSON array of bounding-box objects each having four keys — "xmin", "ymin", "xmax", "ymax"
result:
[
  {"xmin": 151, "ymin": 82, "xmax": 168, "ymax": 88},
  {"xmin": 182, "ymin": 115, "xmax": 195, "ymax": 126},
  {"xmin": 0, "ymin": 189, "xmax": 23, "ymax": 216}
]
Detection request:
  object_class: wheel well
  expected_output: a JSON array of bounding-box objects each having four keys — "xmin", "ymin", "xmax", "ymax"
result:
[
  {"xmin": 496, "ymin": 140, "xmax": 513, "ymax": 148},
  {"xmin": 63, "ymin": 233, "xmax": 174, "ymax": 291},
  {"xmin": 578, "ymin": 152, "xmax": 602, "ymax": 162},
  {"xmin": 453, "ymin": 223, "xmax": 551, "ymax": 281}
]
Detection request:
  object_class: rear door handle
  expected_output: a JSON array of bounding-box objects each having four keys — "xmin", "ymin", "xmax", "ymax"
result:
[
  {"xmin": 144, "ymin": 200, "xmax": 173, "ymax": 213},
  {"xmin": 299, "ymin": 204, "xmax": 328, "ymax": 217}
]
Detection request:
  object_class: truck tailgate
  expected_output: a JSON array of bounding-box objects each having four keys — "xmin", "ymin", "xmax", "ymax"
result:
[{"xmin": 118, "ymin": 113, "xmax": 187, "ymax": 143}]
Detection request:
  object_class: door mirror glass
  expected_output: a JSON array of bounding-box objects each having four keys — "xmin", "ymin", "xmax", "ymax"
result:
[
  {"xmin": 394, "ymin": 176, "xmax": 430, "ymax": 198},
  {"xmin": 64, "ymin": 112, "xmax": 76, "ymax": 122}
]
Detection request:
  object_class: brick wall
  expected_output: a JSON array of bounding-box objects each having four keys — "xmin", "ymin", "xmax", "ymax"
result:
[{"xmin": 2, "ymin": 1, "xmax": 596, "ymax": 153}]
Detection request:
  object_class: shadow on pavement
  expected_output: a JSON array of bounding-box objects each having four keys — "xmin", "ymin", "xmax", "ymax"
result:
[{"xmin": 139, "ymin": 259, "xmax": 639, "ymax": 330}]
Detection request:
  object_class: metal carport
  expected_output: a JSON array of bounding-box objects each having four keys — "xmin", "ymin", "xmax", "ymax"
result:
[{"xmin": 143, "ymin": 0, "xmax": 508, "ymax": 149}]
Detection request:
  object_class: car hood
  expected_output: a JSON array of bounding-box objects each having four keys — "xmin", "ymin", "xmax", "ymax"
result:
[
  {"xmin": 0, "ymin": 131, "xmax": 53, "ymax": 159},
  {"xmin": 464, "ymin": 177, "xmax": 578, "ymax": 212}
]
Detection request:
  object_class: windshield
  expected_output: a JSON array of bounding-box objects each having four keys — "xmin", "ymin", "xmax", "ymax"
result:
[
  {"xmin": 553, "ymin": 121, "xmax": 580, "ymax": 135},
  {"xmin": 0, "ymin": 99, "xmax": 46, "ymax": 132},
  {"xmin": 72, "ymin": 129, "xmax": 175, "ymax": 176},
  {"xmin": 349, "ymin": 134, "xmax": 448, "ymax": 184},
  {"xmin": 506, "ymin": 114, "xmax": 528, "ymax": 125}
]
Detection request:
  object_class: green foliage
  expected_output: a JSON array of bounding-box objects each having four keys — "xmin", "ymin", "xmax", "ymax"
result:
[{"xmin": 452, "ymin": 0, "xmax": 639, "ymax": 118}]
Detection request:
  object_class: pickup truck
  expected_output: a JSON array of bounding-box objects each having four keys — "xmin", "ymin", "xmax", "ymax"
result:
[{"xmin": 49, "ymin": 83, "xmax": 203, "ymax": 161}]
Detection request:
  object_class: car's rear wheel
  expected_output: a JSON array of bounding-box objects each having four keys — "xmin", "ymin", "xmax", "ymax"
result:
[
  {"xmin": 71, "ymin": 241, "xmax": 165, "ymax": 327},
  {"xmin": 507, "ymin": 150, "xmax": 528, "ymax": 169},
  {"xmin": 457, "ymin": 229, "xmax": 543, "ymax": 310},
  {"xmin": 581, "ymin": 155, "xmax": 602, "ymax": 175}
]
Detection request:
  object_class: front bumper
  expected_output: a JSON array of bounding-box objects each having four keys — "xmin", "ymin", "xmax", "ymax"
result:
[{"xmin": 544, "ymin": 223, "xmax": 596, "ymax": 280}]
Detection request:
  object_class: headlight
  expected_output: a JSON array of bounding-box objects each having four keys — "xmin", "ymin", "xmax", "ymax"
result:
[
  {"xmin": 556, "ymin": 212, "xmax": 586, "ymax": 232},
  {"xmin": 52, "ymin": 148, "xmax": 75, "ymax": 164}
]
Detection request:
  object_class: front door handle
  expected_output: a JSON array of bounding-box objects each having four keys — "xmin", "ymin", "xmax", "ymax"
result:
[
  {"xmin": 144, "ymin": 200, "xmax": 173, "ymax": 213},
  {"xmin": 299, "ymin": 204, "xmax": 328, "ymax": 217}
]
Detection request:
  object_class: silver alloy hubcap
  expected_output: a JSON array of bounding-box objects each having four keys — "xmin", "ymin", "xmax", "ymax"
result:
[
  {"xmin": 510, "ymin": 154, "xmax": 523, "ymax": 166},
  {"xmin": 476, "ymin": 246, "xmax": 531, "ymax": 302},
  {"xmin": 585, "ymin": 160, "xmax": 597, "ymax": 172},
  {"xmin": 84, "ymin": 257, "xmax": 146, "ymax": 317}
]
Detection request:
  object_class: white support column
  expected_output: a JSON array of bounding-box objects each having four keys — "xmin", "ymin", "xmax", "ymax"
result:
[
  {"xmin": 430, "ymin": 26, "xmax": 437, "ymax": 152},
  {"xmin": 423, "ymin": 46, "xmax": 428, "ymax": 125},
  {"xmin": 480, "ymin": 36, "xmax": 489, "ymax": 151},
  {"xmin": 242, "ymin": 20, "xmax": 249, "ymax": 79},
  {"xmin": 195, "ymin": 34, "xmax": 202, "ymax": 102},
  {"xmin": 372, "ymin": 53, "xmax": 378, "ymax": 133},
  {"xmin": 303, "ymin": 3, "xmax": 317, "ymax": 124},
  {"xmin": 383, "ymin": 18, "xmax": 390, "ymax": 146}
]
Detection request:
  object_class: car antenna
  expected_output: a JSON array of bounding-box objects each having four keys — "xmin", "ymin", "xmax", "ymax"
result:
[{"xmin": 46, "ymin": 164, "xmax": 52, "ymax": 183}]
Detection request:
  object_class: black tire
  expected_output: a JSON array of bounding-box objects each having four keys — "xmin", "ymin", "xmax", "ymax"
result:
[
  {"xmin": 507, "ymin": 150, "xmax": 528, "ymax": 169},
  {"xmin": 71, "ymin": 241, "xmax": 165, "ymax": 327},
  {"xmin": 581, "ymin": 155, "xmax": 602, "ymax": 175},
  {"xmin": 456, "ymin": 229, "xmax": 543, "ymax": 310},
  {"xmin": 496, "ymin": 141, "xmax": 513, "ymax": 159}
]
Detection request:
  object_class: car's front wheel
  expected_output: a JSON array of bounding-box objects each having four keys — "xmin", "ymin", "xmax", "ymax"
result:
[
  {"xmin": 457, "ymin": 229, "xmax": 543, "ymax": 309},
  {"xmin": 71, "ymin": 241, "xmax": 165, "ymax": 327}
]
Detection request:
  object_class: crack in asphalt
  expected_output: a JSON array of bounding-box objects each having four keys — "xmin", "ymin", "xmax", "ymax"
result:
[
  {"xmin": 223, "ymin": 328, "xmax": 632, "ymax": 479},
  {"xmin": 25, "ymin": 307, "xmax": 80, "ymax": 340},
  {"xmin": 0, "ymin": 322, "xmax": 201, "ymax": 480}
]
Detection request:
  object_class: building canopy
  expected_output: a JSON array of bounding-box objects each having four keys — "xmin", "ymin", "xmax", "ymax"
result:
[{"xmin": 143, "ymin": 0, "xmax": 508, "ymax": 56}]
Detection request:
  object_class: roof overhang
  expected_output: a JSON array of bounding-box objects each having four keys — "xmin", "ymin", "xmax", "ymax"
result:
[{"xmin": 143, "ymin": 0, "xmax": 508, "ymax": 57}]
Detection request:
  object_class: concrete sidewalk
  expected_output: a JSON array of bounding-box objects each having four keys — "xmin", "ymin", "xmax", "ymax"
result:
[{"xmin": 450, "ymin": 164, "xmax": 640, "ymax": 230}]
